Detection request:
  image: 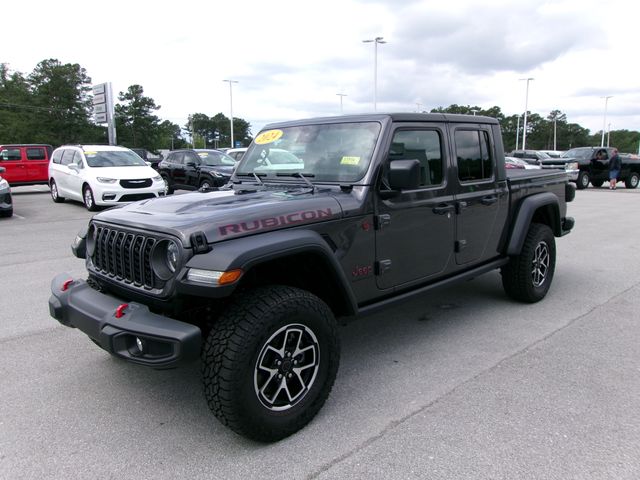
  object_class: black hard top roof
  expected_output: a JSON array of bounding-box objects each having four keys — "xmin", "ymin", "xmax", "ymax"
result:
[{"xmin": 261, "ymin": 112, "xmax": 499, "ymax": 130}]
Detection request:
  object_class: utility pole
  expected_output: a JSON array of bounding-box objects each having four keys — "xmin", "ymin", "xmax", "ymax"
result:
[
  {"xmin": 223, "ymin": 79, "xmax": 239, "ymax": 148},
  {"xmin": 520, "ymin": 78, "xmax": 534, "ymax": 150},
  {"xmin": 600, "ymin": 96, "xmax": 612, "ymax": 147},
  {"xmin": 362, "ymin": 37, "xmax": 387, "ymax": 111},
  {"xmin": 336, "ymin": 93, "xmax": 347, "ymax": 114}
]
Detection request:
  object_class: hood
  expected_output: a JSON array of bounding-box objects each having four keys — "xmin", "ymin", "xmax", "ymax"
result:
[
  {"xmin": 93, "ymin": 185, "xmax": 345, "ymax": 246},
  {"xmin": 89, "ymin": 165, "xmax": 158, "ymax": 179}
]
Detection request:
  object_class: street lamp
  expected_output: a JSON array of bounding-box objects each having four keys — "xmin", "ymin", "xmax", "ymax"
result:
[
  {"xmin": 601, "ymin": 96, "xmax": 613, "ymax": 147},
  {"xmin": 223, "ymin": 79, "xmax": 239, "ymax": 148},
  {"xmin": 607, "ymin": 122, "xmax": 611, "ymax": 147},
  {"xmin": 336, "ymin": 93, "xmax": 347, "ymax": 114},
  {"xmin": 520, "ymin": 77, "xmax": 534, "ymax": 150},
  {"xmin": 362, "ymin": 36, "xmax": 386, "ymax": 111}
]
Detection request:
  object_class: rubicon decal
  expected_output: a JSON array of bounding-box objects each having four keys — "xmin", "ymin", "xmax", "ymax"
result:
[{"xmin": 219, "ymin": 208, "xmax": 333, "ymax": 236}]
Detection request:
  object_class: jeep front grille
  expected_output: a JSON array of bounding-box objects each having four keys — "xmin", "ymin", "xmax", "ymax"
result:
[{"xmin": 92, "ymin": 226, "xmax": 158, "ymax": 289}]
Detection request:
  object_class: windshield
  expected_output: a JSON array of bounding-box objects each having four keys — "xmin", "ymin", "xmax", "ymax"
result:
[
  {"xmin": 561, "ymin": 148, "xmax": 591, "ymax": 159},
  {"xmin": 84, "ymin": 150, "xmax": 148, "ymax": 167},
  {"xmin": 195, "ymin": 150, "xmax": 236, "ymax": 166},
  {"xmin": 236, "ymin": 122, "xmax": 381, "ymax": 182}
]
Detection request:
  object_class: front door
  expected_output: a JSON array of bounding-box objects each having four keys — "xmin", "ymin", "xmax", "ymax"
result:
[
  {"xmin": 375, "ymin": 125, "xmax": 456, "ymax": 290},
  {"xmin": 451, "ymin": 126, "xmax": 508, "ymax": 265}
]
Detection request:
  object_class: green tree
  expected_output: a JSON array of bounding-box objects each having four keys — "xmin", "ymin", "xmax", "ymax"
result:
[
  {"xmin": 0, "ymin": 64, "xmax": 33, "ymax": 142},
  {"xmin": 28, "ymin": 59, "xmax": 98, "ymax": 145},
  {"xmin": 185, "ymin": 112, "xmax": 253, "ymax": 149},
  {"xmin": 115, "ymin": 84, "xmax": 162, "ymax": 150}
]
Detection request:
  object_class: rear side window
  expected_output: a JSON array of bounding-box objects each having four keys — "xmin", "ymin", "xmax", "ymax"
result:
[
  {"xmin": 26, "ymin": 148, "xmax": 46, "ymax": 160},
  {"xmin": 60, "ymin": 150, "xmax": 77, "ymax": 166},
  {"xmin": 455, "ymin": 130, "xmax": 493, "ymax": 182},
  {"xmin": 0, "ymin": 148, "xmax": 22, "ymax": 161},
  {"xmin": 167, "ymin": 152, "xmax": 184, "ymax": 164}
]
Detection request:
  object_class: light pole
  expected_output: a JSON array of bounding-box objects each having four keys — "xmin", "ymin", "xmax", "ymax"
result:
[
  {"xmin": 362, "ymin": 36, "xmax": 386, "ymax": 111},
  {"xmin": 601, "ymin": 96, "xmax": 612, "ymax": 147},
  {"xmin": 336, "ymin": 93, "xmax": 347, "ymax": 114},
  {"xmin": 553, "ymin": 117, "xmax": 557, "ymax": 151},
  {"xmin": 223, "ymin": 79, "xmax": 239, "ymax": 148},
  {"xmin": 607, "ymin": 123, "xmax": 611, "ymax": 147},
  {"xmin": 520, "ymin": 77, "xmax": 534, "ymax": 150},
  {"xmin": 515, "ymin": 114, "xmax": 521, "ymax": 150}
]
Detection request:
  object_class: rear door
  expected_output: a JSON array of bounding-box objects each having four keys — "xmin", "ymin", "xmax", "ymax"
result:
[
  {"xmin": 374, "ymin": 124, "xmax": 456, "ymax": 290},
  {"xmin": 25, "ymin": 146, "xmax": 49, "ymax": 182},
  {"xmin": 451, "ymin": 125, "xmax": 508, "ymax": 265}
]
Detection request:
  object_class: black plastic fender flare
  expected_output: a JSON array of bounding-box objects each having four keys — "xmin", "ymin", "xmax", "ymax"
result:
[
  {"xmin": 181, "ymin": 229, "xmax": 358, "ymax": 315},
  {"xmin": 506, "ymin": 192, "xmax": 561, "ymax": 256}
]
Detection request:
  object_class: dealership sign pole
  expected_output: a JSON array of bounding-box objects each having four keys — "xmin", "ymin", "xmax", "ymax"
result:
[{"xmin": 93, "ymin": 82, "xmax": 117, "ymax": 145}]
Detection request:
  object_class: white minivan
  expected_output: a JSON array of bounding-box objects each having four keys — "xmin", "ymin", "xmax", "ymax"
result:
[{"xmin": 49, "ymin": 145, "xmax": 165, "ymax": 210}]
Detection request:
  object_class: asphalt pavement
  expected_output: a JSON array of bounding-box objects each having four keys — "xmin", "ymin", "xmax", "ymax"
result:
[{"xmin": 1, "ymin": 184, "xmax": 639, "ymax": 480}]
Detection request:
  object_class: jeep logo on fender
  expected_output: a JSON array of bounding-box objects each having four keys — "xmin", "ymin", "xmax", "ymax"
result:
[{"xmin": 219, "ymin": 208, "xmax": 333, "ymax": 236}]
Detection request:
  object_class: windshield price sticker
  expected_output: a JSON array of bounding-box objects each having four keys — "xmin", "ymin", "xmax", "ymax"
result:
[
  {"xmin": 255, "ymin": 129, "xmax": 283, "ymax": 145},
  {"xmin": 340, "ymin": 156, "xmax": 361, "ymax": 165}
]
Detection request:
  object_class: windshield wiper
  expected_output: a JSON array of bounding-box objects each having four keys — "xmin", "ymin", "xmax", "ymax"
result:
[{"xmin": 276, "ymin": 172, "xmax": 316, "ymax": 193}]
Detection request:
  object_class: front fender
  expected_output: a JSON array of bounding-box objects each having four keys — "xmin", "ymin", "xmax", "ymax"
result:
[{"xmin": 178, "ymin": 229, "xmax": 358, "ymax": 315}]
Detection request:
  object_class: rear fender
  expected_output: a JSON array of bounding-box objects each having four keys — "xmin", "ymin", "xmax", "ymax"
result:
[{"xmin": 507, "ymin": 192, "xmax": 561, "ymax": 256}]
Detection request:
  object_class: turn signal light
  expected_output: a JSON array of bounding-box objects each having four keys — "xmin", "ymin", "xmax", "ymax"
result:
[{"xmin": 61, "ymin": 279, "xmax": 74, "ymax": 291}]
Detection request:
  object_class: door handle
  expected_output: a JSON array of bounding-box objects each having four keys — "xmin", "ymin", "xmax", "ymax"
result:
[
  {"xmin": 432, "ymin": 204, "xmax": 455, "ymax": 215},
  {"xmin": 481, "ymin": 196, "xmax": 498, "ymax": 206}
]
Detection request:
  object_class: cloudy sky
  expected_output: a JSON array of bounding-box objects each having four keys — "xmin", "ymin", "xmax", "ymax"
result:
[{"xmin": 4, "ymin": 0, "xmax": 638, "ymax": 140}]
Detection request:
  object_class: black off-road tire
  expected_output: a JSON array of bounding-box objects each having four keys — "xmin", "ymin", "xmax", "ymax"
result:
[
  {"xmin": 576, "ymin": 171, "xmax": 590, "ymax": 190},
  {"xmin": 625, "ymin": 172, "xmax": 639, "ymax": 189},
  {"xmin": 501, "ymin": 223, "xmax": 556, "ymax": 303},
  {"xmin": 590, "ymin": 179, "xmax": 604, "ymax": 188},
  {"xmin": 202, "ymin": 285, "xmax": 340, "ymax": 442},
  {"xmin": 50, "ymin": 179, "xmax": 65, "ymax": 203}
]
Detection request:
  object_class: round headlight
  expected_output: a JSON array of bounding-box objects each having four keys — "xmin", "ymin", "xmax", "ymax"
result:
[
  {"xmin": 86, "ymin": 224, "xmax": 97, "ymax": 257},
  {"xmin": 151, "ymin": 239, "xmax": 181, "ymax": 280},
  {"xmin": 166, "ymin": 241, "xmax": 179, "ymax": 273}
]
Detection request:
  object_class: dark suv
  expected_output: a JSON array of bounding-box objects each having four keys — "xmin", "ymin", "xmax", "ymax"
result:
[{"xmin": 157, "ymin": 149, "xmax": 235, "ymax": 194}]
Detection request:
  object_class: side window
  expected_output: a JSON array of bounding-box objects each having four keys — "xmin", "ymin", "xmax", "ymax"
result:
[
  {"xmin": 26, "ymin": 148, "xmax": 46, "ymax": 160},
  {"xmin": 388, "ymin": 129, "xmax": 444, "ymax": 186},
  {"xmin": 60, "ymin": 150, "xmax": 76, "ymax": 166},
  {"xmin": 51, "ymin": 150, "xmax": 63, "ymax": 164},
  {"xmin": 0, "ymin": 148, "xmax": 22, "ymax": 161},
  {"xmin": 455, "ymin": 130, "xmax": 493, "ymax": 182},
  {"xmin": 167, "ymin": 152, "xmax": 183, "ymax": 164}
]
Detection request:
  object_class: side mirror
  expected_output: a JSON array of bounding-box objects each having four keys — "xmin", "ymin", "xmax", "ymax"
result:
[
  {"xmin": 0, "ymin": 166, "xmax": 5, "ymax": 174},
  {"xmin": 388, "ymin": 159, "xmax": 421, "ymax": 190},
  {"xmin": 68, "ymin": 163, "xmax": 79, "ymax": 172},
  {"xmin": 186, "ymin": 161, "xmax": 197, "ymax": 167}
]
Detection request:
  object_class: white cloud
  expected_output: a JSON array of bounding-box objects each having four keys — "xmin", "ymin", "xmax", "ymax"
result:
[{"xmin": 3, "ymin": 0, "xmax": 639, "ymax": 138}]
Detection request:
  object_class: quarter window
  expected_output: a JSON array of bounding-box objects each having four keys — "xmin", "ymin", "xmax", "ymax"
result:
[
  {"xmin": 26, "ymin": 148, "xmax": 46, "ymax": 160},
  {"xmin": 455, "ymin": 130, "xmax": 493, "ymax": 182}
]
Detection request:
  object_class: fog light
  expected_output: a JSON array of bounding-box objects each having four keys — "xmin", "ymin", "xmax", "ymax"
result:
[
  {"xmin": 102, "ymin": 194, "xmax": 116, "ymax": 201},
  {"xmin": 136, "ymin": 337, "xmax": 145, "ymax": 353}
]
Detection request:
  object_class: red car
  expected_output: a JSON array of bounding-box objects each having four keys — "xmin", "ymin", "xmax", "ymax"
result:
[{"xmin": 0, "ymin": 144, "xmax": 52, "ymax": 186}]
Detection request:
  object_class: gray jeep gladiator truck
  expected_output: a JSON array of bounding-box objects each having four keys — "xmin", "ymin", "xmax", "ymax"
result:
[{"xmin": 49, "ymin": 113, "xmax": 575, "ymax": 441}]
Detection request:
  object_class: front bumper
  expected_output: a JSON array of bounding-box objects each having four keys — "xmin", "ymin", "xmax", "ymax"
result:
[
  {"xmin": 49, "ymin": 273, "xmax": 201, "ymax": 369},
  {"xmin": 92, "ymin": 181, "xmax": 165, "ymax": 206}
]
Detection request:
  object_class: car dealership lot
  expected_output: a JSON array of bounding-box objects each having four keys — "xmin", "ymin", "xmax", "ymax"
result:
[{"xmin": 1, "ymin": 186, "xmax": 640, "ymax": 479}]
